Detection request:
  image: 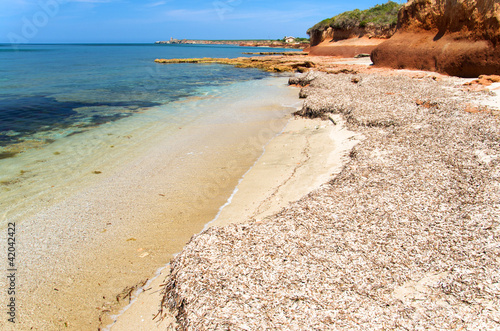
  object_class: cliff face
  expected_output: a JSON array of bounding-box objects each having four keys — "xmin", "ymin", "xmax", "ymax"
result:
[
  {"xmin": 371, "ymin": 0, "xmax": 500, "ymax": 77},
  {"xmin": 306, "ymin": 2, "xmax": 401, "ymax": 57},
  {"xmin": 397, "ymin": 0, "xmax": 500, "ymax": 42},
  {"xmin": 309, "ymin": 24, "xmax": 397, "ymax": 47}
]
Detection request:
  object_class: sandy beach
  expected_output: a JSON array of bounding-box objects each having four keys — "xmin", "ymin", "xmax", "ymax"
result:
[
  {"xmin": 0, "ymin": 77, "xmax": 301, "ymax": 330},
  {"xmin": 4, "ymin": 53, "xmax": 499, "ymax": 330},
  {"xmin": 152, "ymin": 65, "xmax": 500, "ymax": 329},
  {"xmin": 4, "ymin": 0, "xmax": 500, "ymax": 329},
  {"xmin": 109, "ymin": 114, "xmax": 360, "ymax": 330},
  {"xmin": 107, "ymin": 60, "xmax": 375, "ymax": 331}
]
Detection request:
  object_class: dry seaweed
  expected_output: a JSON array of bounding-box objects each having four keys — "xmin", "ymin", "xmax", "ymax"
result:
[{"xmin": 158, "ymin": 72, "xmax": 500, "ymax": 330}]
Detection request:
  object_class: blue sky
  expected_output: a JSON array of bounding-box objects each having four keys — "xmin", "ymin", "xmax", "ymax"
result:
[{"xmin": 0, "ymin": 0, "xmax": 393, "ymax": 43}]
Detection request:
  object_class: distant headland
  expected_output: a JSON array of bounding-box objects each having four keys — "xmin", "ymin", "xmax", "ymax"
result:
[{"xmin": 155, "ymin": 37, "xmax": 310, "ymax": 49}]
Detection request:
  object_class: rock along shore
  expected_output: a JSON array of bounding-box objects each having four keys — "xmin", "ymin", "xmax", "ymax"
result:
[
  {"xmin": 154, "ymin": 55, "xmax": 377, "ymax": 74},
  {"xmin": 154, "ymin": 56, "xmax": 314, "ymax": 73},
  {"xmin": 156, "ymin": 62, "xmax": 500, "ymax": 329}
]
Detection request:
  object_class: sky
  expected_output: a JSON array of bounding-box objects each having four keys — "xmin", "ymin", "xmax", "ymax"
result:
[{"xmin": 0, "ymin": 0, "xmax": 393, "ymax": 43}]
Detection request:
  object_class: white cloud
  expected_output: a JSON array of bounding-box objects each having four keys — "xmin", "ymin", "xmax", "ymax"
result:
[
  {"xmin": 215, "ymin": 8, "xmax": 329, "ymax": 23},
  {"xmin": 162, "ymin": 8, "xmax": 218, "ymax": 20},
  {"xmin": 64, "ymin": 0, "xmax": 117, "ymax": 3},
  {"xmin": 146, "ymin": 1, "xmax": 168, "ymax": 7}
]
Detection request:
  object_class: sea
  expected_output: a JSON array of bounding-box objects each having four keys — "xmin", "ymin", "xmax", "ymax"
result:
[{"xmin": 0, "ymin": 43, "xmax": 299, "ymax": 228}]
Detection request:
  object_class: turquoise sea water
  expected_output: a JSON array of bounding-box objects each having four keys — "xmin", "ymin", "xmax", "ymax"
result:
[
  {"xmin": 0, "ymin": 43, "xmax": 298, "ymax": 226},
  {"xmin": 0, "ymin": 43, "xmax": 284, "ymax": 155},
  {"xmin": 0, "ymin": 44, "xmax": 301, "ymax": 328}
]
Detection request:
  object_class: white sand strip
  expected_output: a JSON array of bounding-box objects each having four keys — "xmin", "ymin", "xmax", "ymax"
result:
[{"xmin": 109, "ymin": 115, "xmax": 359, "ymax": 330}]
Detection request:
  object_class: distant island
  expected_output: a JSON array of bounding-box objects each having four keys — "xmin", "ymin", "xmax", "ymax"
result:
[{"xmin": 155, "ymin": 37, "xmax": 310, "ymax": 49}]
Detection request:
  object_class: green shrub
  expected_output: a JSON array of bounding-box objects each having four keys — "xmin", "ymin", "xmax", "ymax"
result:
[
  {"xmin": 295, "ymin": 37, "xmax": 310, "ymax": 42},
  {"xmin": 307, "ymin": 1, "xmax": 402, "ymax": 35}
]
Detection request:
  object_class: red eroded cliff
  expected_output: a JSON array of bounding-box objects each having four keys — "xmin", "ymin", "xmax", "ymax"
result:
[
  {"xmin": 306, "ymin": 2, "xmax": 401, "ymax": 57},
  {"xmin": 309, "ymin": 25, "xmax": 397, "ymax": 47},
  {"xmin": 308, "ymin": 26, "xmax": 396, "ymax": 57},
  {"xmin": 371, "ymin": 0, "xmax": 500, "ymax": 77}
]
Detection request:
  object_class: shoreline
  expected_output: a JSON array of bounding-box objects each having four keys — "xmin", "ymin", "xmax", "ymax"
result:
[
  {"xmin": 109, "ymin": 115, "xmax": 360, "ymax": 330},
  {"xmin": 154, "ymin": 39, "xmax": 309, "ymax": 49},
  {"xmin": 6, "ymin": 52, "xmax": 499, "ymax": 329},
  {"xmin": 109, "ymin": 56, "xmax": 374, "ymax": 330},
  {"xmin": 109, "ymin": 57, "xmax": 379, "ymax": 329},
  {"xmin": 153, "ymin": 65, "xmax": 500, "ymax": 328},
  {"xmin": 0, "ymin": 77, "xmax": 299, "ymax": 330}
]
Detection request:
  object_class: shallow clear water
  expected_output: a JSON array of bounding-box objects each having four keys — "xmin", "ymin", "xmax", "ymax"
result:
[
  {"xmin": 0, "ymin": 44, "xmax": 303, "ymax": 330},
  {"xmin": 0, "ymin": 43, "xmax": 284, "ymax": 154},
  {"xmin": 0, "ymin": 44, "xmax": 299, "ymax": 227}
]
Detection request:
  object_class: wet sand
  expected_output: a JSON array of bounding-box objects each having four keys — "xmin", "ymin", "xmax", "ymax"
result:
[
  {"xmin": 108, "ymin": 57, "xmax": 374, "ymax": 331},
  {"xmin": 109, "ymin": 115, "xmax": 360, "ymax": 330},
  {"xmin": 0, "ymin": 77, "xmax": 298, "ymax": 330},
  {"xmin": 110, "ymin": 59, "xmax": 500, "ymax": 330}
]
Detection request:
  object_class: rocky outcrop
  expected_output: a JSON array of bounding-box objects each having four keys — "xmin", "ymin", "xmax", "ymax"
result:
[
  {"xmin": 307, "ymin": 2, "xmax": 401, "ymax": 57},
  {"xmin": 371, "ymin": 0, "xmax": 500, "ymax": 77},
  {"xmin": 309, "ymin": 25, "xmax": 397, "ymax": 47},
  {"xmin": 307, "ymin": 37, "xmax": 389, "ymax": 57},
  {"xmin": 154, "ymin": 57, "xmax": 316, "ymax": 73}
]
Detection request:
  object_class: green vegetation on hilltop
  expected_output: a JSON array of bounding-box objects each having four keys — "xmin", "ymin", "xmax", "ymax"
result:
[
  {"xmin": 293, "ymin": 37, "xmax": 310, "ymax": 43},
  {"xmin": 277, "ymin": 37, "xmax": 310, "ymax": 42},
  {"xmin": 307, "ymin": 1, "xmax": 402, "ymax": 34}
]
